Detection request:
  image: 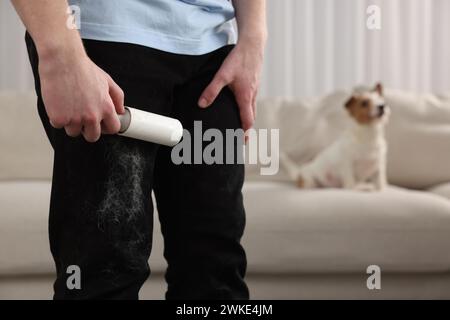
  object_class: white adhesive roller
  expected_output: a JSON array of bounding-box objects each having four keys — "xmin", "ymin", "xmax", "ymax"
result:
[{"xmin": 118, "ymin": 107, "xmax": 183, "ymax": 146}]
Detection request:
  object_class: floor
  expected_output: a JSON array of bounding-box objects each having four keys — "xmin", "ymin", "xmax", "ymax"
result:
[
  {"xmin": 2, "ymin": 273, "xmax": 450, "ymax": 300},
  {"xmin": 0, "ymin": 274, "xmax": 260, "ymax": 300},
  {"xmin": 1, "ymin": 274, "xmax": 287, "ymax": 300}
]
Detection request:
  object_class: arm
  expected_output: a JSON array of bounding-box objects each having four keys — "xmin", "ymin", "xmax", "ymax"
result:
[
  {"xmin": 12, "ymin": 0, "xmax": 124, "ymax": 142},
  {"xmin": 198, "ymin": 0, "xmax": 267, "ymax": 132}
]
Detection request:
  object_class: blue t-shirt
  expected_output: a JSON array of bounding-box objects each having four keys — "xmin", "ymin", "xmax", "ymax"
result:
[{"xmin": 69, "ymin": 0, "xmax": 236, "ymax": 55}]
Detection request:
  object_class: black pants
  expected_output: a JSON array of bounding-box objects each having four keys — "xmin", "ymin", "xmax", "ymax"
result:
[{"xmin": 26, "ymin": 34, "xmax": 248, "ymax": 300}]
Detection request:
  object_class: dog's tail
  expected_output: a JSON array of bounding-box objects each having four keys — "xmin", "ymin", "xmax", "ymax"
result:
[{"xmin": 280, "ymin": 153, "xmax": 300, "ymax": 180}]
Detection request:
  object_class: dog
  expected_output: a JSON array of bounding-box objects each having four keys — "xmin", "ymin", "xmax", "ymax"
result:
[{"xmin": 281, "ymin": 83, "xmax": 390, "ymax": 191}]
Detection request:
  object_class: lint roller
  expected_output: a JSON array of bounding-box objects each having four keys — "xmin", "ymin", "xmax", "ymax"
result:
[{"xmin": 118, "ymin": 107, "xmax": 183, "ymax": 146}]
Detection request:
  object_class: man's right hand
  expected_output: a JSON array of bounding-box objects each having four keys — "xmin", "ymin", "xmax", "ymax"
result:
[{"xmin": 38, "ymin": 51, "xmax": 125, "ymax": 143}]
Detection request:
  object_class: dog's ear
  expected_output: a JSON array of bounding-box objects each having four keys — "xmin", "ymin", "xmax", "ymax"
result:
[
  {"xmin": 345, "ymin": 96, "xmax": 356, "ymax": 109},
  {"xmin": 374, "ymin": 83, "xmax": 384, "ymax": 96}
]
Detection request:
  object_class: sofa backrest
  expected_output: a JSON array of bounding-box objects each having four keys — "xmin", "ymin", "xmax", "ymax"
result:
[
  {"xmin": 1, "ymin": 90, "xmax": 450, "ymax": 189},
  {"xmin": 384, "ymin": 90, "xmax": 450, "ymax": 189},
  {"xmin": 0, "ymin": 92, "xmax": 53, "ymax": 180},
  {"xmin": 247, "ymin": 89, "xmax": 450, "ymax": 190}
]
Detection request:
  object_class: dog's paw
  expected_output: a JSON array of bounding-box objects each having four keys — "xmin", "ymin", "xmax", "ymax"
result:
[
  {"xmin": 296, "ymin": 176, "xmax": 305, "ymax": 188},
  {"xmin": 354, "ymin": 183, "xmax": 376, "ymax": 192},
  {"xmin": 375, "ymin": 181, "xmax": 388, "ymax": 191}
]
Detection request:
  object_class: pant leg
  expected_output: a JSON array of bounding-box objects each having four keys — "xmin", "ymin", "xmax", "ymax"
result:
[
  {"xmin": 25, "ymin": 35, "xmax": 179, "ymax": 299},
  {"xmin": 48, "ymin": 133, "xmax": 156, "ymax": 300},
  {"xmin": 153, "ymin": 46, "xmax": 249, "ymax": 300}
]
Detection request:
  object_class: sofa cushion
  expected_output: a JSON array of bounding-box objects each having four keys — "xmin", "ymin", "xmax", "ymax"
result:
[
  {"xmin": 243, "ymin": 181, "xmax": 450, "ymax": 273},
  {"xmin": 247, "ymin": 89, "xmax": 450, "ymax": 190},
  {"xmin": 429, "ymin": 183, "xmax": 450, "ymax": 201},
  {"xmin": 0, "ymin": 181, "xmax": 167, "ymax": 275},
  {"xmin": 0, "ymin": 181, "xmax": 53, "ymax": 274},
  {"xmin": 0, "ymin": 92, "xmax": 53, "ymax": 181},
  {"xmin": 2, "ymin": 180, "xmax": 450, "ymax": 275}
]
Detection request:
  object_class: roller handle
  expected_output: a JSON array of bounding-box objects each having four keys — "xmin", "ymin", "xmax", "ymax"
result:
[{"xmin": 118, "ymin": 107, "xmax": 132, "ymax": 133}]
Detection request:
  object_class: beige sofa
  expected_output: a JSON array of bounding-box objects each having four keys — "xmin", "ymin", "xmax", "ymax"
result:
[{"xmin": 1, "ymin": 89, "xmax": 450, "ymax": 299}]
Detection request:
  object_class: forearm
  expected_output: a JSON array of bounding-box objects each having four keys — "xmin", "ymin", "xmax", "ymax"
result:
[
  {"xmin": 11, "ymin": 0, "xmax": 85, "ymax": 59},
  {"xmin": 233, "ymin": 0, "xmax": 267, "ymax": 48}
]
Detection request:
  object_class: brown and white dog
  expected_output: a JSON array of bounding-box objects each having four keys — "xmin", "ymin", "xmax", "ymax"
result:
[{"xmin": 282, "ymin": 83, "xmax": 390, "ymax": 191}]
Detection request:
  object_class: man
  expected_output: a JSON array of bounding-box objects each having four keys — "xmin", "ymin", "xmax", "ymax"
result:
[{"xmin": 12, "ymin": 0, "xmax": 266, "ymax": 300}]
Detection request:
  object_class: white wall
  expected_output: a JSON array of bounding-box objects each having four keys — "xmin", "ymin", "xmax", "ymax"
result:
[
  {"xmin": 0, "ymin": 0, "xmax": 32, "ymax": 92},
  {"xmin": 1, "ymin": 0, "xmax": 449, "ymax": 97}
]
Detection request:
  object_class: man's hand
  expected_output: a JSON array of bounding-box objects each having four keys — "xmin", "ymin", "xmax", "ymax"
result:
[
  {"xmin": 198, "ymin": 42, "xmax": 264, "ymax": 132},
  {"xmin": 198, "ymin": 0, "xmax": 266, "ymax": 133},
  {"xmin": 39, "ymin": 50, "xmax": 125, "ymax": 142}
]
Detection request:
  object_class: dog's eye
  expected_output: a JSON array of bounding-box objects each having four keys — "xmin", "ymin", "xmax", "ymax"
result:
[{"xmin": 361, "ymin": 100, "xmax": 370, "ymax": 108}]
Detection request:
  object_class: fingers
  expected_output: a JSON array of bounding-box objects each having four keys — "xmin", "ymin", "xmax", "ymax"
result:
[
  {"xmin": 101, "ymin": 97, "xmax": 122, "ymax": 134},
  {"xmin": 64, "ymin": 118, "xmax": 82, "ymax": 137},
  {"xmin": 106, "ymin": 74, "xmax": 125, "ymax": 115},
  {"xmin": 48, "ymin": 114, "xmax": 69, "ymax": 129},
  {"xmin": 44, "ymin": 61, "xmax": 125, "ymax": 143},
  {"xmin": 66, "ymin": 108, "xmax": 119, "ymax": 142},
  {"xmin": 86, "ymin": 73, "xmax": 123, "ymax": 138},
  {"xmin": 198, "ymin": 72, "xmax": 229, "ymax": 108},
  {"xmin": 252, "ymin": 89, "xmax": 258, "ymax": 119},
  {"xmin": 235, "ymin": 93, "xmax": 255, "ymax": 132},
  {"xmin": 55, "ymin": 73, "xmax": 123, "ymax": 141},
  {"xmin": 239, "ymin": 106, "xmax": 254, "ymax": 133},
  {"xmin": 101, "ymin": 114, "xmax": 121, "ymax": 135},
  {"xmin": 82, "ymin": 114, "xmax": 102, "ymax": 143}
]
